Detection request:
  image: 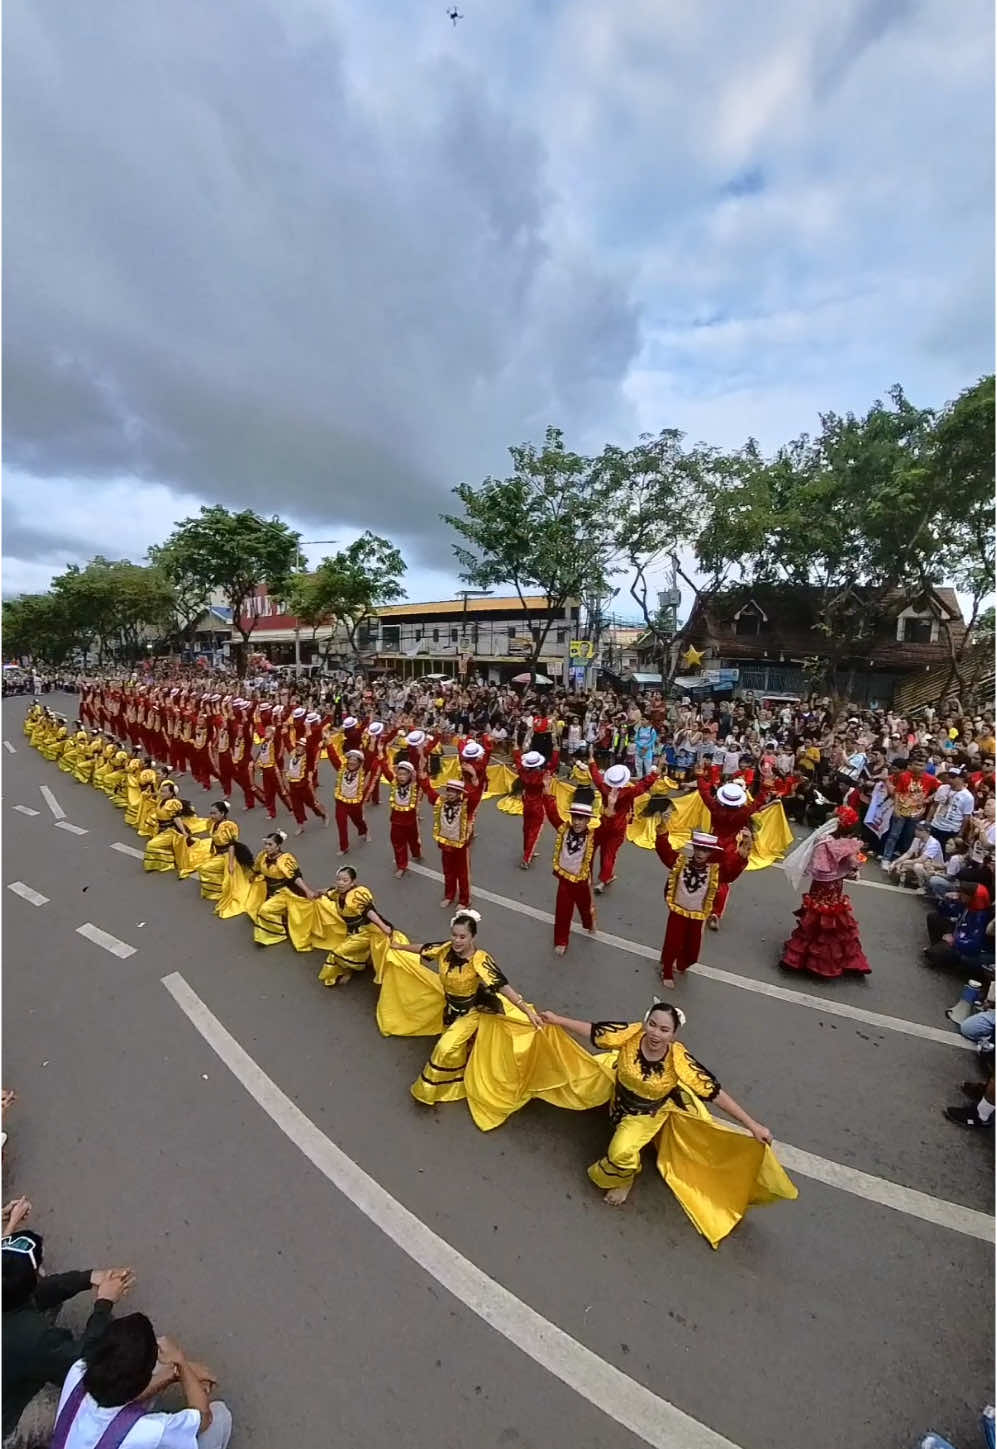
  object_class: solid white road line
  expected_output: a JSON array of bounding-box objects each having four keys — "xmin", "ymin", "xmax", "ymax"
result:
[
  {"xmin": 162, "ymin": 971, "xmax": 743, "ymax": 1449},
  {"xmin": 76, "ymin": 923, "xmax": 136, "ymax": 959},
  {"xmin": 13, "ymin": 806, "xmax": 40, "ymax": 817},
  {"xmin": 405, "ymin": 864, "xmax": 972, "ymax": 1052},
  {"xmin": 110, "ymin": 842, "xmax": 146, "ymax": 860},
  {"xmin": 39, "ymin": 785, "xmax": 65, "ymax": 820},
  {"xmin": 55, "ymin": 821, "xmax": 88, "ymax": 836},
  {"xmin": 7, "ymin": 882, "xmax": 50, "ymax": 907},
  {"xmin": 4, "ymin": 740, "xmax": 16, "ymax": 753}
]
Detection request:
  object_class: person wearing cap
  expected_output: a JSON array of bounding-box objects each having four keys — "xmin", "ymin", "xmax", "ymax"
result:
[
  {"xmin": 590, "ymin": 759, "xmax": 657, "ymax": 893},
  {"xmin": 538, "ymin": 999, "xmax": 793, "ymax": 1241},
  {"xmin": 780, "ymin": 805, "xmax": 871, "ymax": 978},
  {"xmin": 372, "ymin": 741, "xmax": 425, "ymax": 876},
  {"xmin": 326, "ymin": 738, "xmax": 374, "ymax": 855},
  {"xmin": 654, "ymin": 828, "xmax": 751, "ymax": 985},
  {"xmin": 924, "ymin": 876, "xmax": 993, "ymax": 971},
  {"xmin": 208, "ymin": 703, "xmax": 235, "ymax": 801},
  {"xmin": 512, "ymin": 745, "xmax": 558, "ymax": 868},
  {"xmin": 927, "ymin": 767, "xmax": 976, "ymax": 849},
  {"xmin": 695, "ymin": 772, "xmax": 770, "ymax": 931},
  {"xmin": 542, "ymin": 783, "xmax": 600, "ymax": 955},
  {"xmin": 285, "ymin": 737, "xmax": 330, "ymax": 835},
  {"xmin": 420, "ymin": 772, "xmax": 475, "ymax": 908}
]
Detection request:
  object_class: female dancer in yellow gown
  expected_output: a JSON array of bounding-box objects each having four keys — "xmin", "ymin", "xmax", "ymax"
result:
[
  {"xmin": 313, "ymin": 867, "xmax": 395, "ymax": 986},
  {"xmin": 59, "ymin": 724, "xmax": 88, "ymax": 774},
  {"xmin": 142, "ymin": 782, "xmax": 195, "ymax": 873},
  {"xmin": 391, "ymin": 910, "xmax": 545, "ymax": 1106},
  {"xmin": 179, "ymin": 802, "xmax": 254, "ymax": 904},
  {"xmin": 538, "ymin": 1000, "xmax": 796, "ymax": 1247},
  {"xmin": 249, "ymin": 832, "xmax": 322, "ymax": 949}
]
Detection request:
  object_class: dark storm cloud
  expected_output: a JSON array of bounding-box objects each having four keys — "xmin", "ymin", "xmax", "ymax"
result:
[{"xmin": 3, "ymin": 0, "xmax": 639, "ymax": 545}]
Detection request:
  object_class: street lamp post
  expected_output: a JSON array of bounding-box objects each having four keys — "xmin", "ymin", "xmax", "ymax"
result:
[
  {"xmin": 293, "ymin": 539, "xmax": 337, "ymax": 672},
  {"xmin": 455, "ymin": 589, "xmax": 492, "ymax": 681}
]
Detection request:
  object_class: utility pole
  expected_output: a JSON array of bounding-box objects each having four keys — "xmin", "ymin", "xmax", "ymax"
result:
[
  {"xmin": 455, "ymin": 589, "xmax": 491, "ymax": 681},
  {"xmin": 292, "ymin": 539, "xmax": 336, "ymax": 672}
]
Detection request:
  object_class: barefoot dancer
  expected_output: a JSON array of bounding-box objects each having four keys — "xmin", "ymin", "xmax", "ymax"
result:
[{"xmin": 654, "ymin": 827, "xmax": 751, "ymax": 987}]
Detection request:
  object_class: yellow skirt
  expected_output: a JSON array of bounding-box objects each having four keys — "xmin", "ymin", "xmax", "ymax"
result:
[
  {"xmin": 252, "ymin": 889, "xmax": 316, "ymax": 950},
  {"xmin": 73, "ymin": 757, "xmax": 95, "ymax": 786},
  {"xmin": 58, "ymin": 748, "xmax": 78, "ymax": 774},
  {"xmin": 198, "ymin": 854, "xmax": 231, "ymax": 903},
  {"xmin": 124, "ymin": 781, "xmax": 143, "ymax": 827},
  {"xmin": 135, "ymin": 796, "xmax": 159, "ymax": 837},
  {"xmin": 143, "ymin": 829, "xmax": 180, "ymax": 873},
  {"xmin": 216, "ymin": 863, "xmax": 262, "ymax": 920},
  {"xmin": 175, "ymin": 835, "xmax": 213, "ymax": 879},
  {"xmin": 496, "ymin": 793, "xmax": 524, "ymax": 818}
]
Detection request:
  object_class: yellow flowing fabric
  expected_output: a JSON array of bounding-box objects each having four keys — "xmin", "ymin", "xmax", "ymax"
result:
[
  {"xmin": 483, "ymin": 762, "xmax": 517, "ymax": 800},
  {"xmin": 553, "ymin": 778, "xmax": 603, "ymax": 820},
  {"xmin": 626, "ymin": 791, "xmax": 792, "ymax": 871},
  {"xmin": 375, "ymin": 936, "xmax": 447, "ymax": 1038},
  {"xmin": 252, "ymin": 890, "xmax": 317, "ymax": 950},
  {"xmin": 311, "ymin": 892, "xmax": 387, "ymax": 985},
  {"xmin": 496, "ymin": 791, "xmax": 524, "ymax": 817},
  {"xmin": 124, "ymin": 777, "xmax": 144, "ymax": 827},
  {"xmin": 175, "ymin": 834, "xmax": 214, "ymax": 879},
  {"xmin": 217, "ymin": 864, "xmax": 263, "ymax": 920},
  {"xmin": 745, "ymin": 800, "xmax": 794, "ymax": 870}
]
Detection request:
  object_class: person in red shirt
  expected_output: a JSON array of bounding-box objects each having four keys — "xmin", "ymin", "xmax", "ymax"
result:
[
  {"xmin": 881, "ymin": 753, "xmax": 941, "ymax": 865},
  {"xmin": 654, "ymin": 828, "xmax": 751, "ymax": 984},
  {"xmin": 590, "ymin": 761, "xmax": 656, "ymax": 892},
  {"xmin": 695, "ymin": 775, "xmax": 769, "ymax": 930},
  {"xmin": 513, "ymin": 746, "xmax": 557, "ymax": 868},
  {"xmin": 376, "ymin": 749, "xmax": 425, "ymax": 876},
  {"xmin": 542, "ymin": 791, "xmax": 599, "ymax": 955}
]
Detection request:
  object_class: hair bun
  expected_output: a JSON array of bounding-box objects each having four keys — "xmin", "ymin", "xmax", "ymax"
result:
[{"xmin": 275, "ymin": 830, "xmax": 287, "ymax": 844}]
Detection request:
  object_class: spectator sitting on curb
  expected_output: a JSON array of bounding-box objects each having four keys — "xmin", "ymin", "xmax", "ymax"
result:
[
  {"xmin": 54, "ymin": 1315, "xmax": 231, "ymax": 1449},
  {"xmin": 2, "ymin": 1230, "xmax": 135, "ymax": 1448},
  {"xmin": 885, "ymin": 822, "xmax": 944, "ymax": 888},
  {"xmin": 945, "ymin": 1075, "xmax": 996, "ymax": 1131},
  {"xmin": 924, "ymin": 878, "xmax": 993, "ymax": 971}
]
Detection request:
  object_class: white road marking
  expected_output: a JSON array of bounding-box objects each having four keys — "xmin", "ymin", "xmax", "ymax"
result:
[
  {"xmin": 39, "ymin": 785, "xmax": 65, "ymax": 820},
  {"xmin": 4, "ymin": 740, "xmax": 16, "ymax": 754},
  {"xmin": 13, "ymin": 806, "xmax": 40, "ymax": 817},
  {"xmin": 163, "ymin": 971, "xmax": 742, "ymax": 1449},
  {"xmin": 110, "ymin": 842, "xmax": 146, "ymax": 860},
  {"xmin": 7, "ymin": 881, "xmax": 50, "ymax": 907},
  {"xmin": 76, "ymin": 923, "xmax": 136, "ymax": 959},
  {"xmin": 775, "ymin": 1144, "xmax": 993, "ymax": 1244},
  {"xmin": 406, "ymin": 864, "xmax": 972, "ymax": 1052},
  {"xmin": 55, "ymin": 821, "xmax": 88, "ymax": 836}
]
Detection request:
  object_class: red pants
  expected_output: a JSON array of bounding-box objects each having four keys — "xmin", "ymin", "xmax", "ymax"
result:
[
  {"xmin": 335, "ymin": 799, "xmax": 368, "ymax": 851},
  {"xmin": 289, "ymin": 781, "xmax": 327, "ymax": 825},
  {"xmin": 712, "ymin": 883, "xmax": 729, "ymax": 919},
  {"xmin": 660, "ymin": 912, "xmax": 704, "ymax": 980},
  {"xmin": 440, "ymin": 844, "xmax": 470, "ymax": 906},
  {"xmin": 232, "ymin": 765, "xmax": 257, "ymax": 810},
  {"xmin": 390, "ymin": 814, "xmax": 422, "ymax": 870},
  {"xmin": 595, "ymin": 821, "xmax": 626, "ymax": 885},
  {"xmin": 170, "ymin": 740, "xmax": 187, "ymax": 774},
  {"xmin": 553, "ymin": 877, "xmax": 594, "ymax": 948},
  {"xmin": 260, "ymin": 768, "xmax": 291, "ymax": 819},
  {"xmin": 216, "ymin": 757, "xmax": 233, "ymax": 799},
  {"xmin": 522, "ymin": 803, "xmax": 545, "ymax": 863}
]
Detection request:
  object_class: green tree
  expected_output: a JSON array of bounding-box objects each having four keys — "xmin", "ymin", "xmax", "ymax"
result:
[
  {"xmin": 158, "ymin": 507, "xmax": 301, "ymax": 673},
  {"xmin": 443, "ymin": 427, "xmax": 611, "ymax": 677},
  {"xmin": 147, "ymin": 541, "xmax": 213, "ymax": 650},
  {"xmin": 3, "ymin": 593, "xmax": 79, "ymax": 666},
  {"xmin": 300, "ymin": 533, "xmax": 406, "ymax": 669}
]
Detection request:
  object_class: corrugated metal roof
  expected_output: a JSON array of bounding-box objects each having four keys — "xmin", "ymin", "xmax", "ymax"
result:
[{"xmin": 377, "ymin": 596, "xmax": 567, "ymax": 618}]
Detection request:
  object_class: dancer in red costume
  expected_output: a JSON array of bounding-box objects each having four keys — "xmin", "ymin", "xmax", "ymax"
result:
[
  {"xmin": 590, "ymin": 760, "xmax": 656, "ymax": 893},
  {"xmin": 327, "ymin": 742, "xmax": 373, "ymax": 854},
  {"xmin": 695, "ymin": 773, "xmax": 769, "ymax": 931},
  {"xmin": 779, "ymin": 805, "xmax": 871, "ymax": 979},
  {"xmin": 376, "ymin": 748, "xmax": 424, "ymax": 876},
  {"xmin": 513, "ymin": 746, "xmax": 558, "ymax": 868},
  {"xmin": 229, "ymin": 701, "xmax": 258, "ymax": 810},
  {"xmin": 285, "ymin": 738, "xmax": 329, "ymax": 835},
  {"xmin": 654, "ymin": 826, "xmax": 751, "ymax": 986},
  {"xmin": 542, "ymin": 789, "xmax": 599, "ymax": 956},
  {"xmin": 421, "ymin": 775, "xmax": 475, "ymax": 907}
]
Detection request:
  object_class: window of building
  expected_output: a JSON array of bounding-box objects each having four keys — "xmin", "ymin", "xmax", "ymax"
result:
[
  {"xmin": 415, "ymin": 628, "xmax": 423, "ymax": 641},
  {"xmin": 450, "ymin": 627, "xmax": 459, "ymax": 643},
  {"xmin": 432, "ymin": 627, "xmax": 440, "ymax": 644},
  {"xmin": 507, "ymin": 626, "xmax": 516, "ymax": 640},
  {"xmin": 556, "ymin": 628, "xmax": 567, "ymax": 644},
  {"xmin": 902, "ymin": 616, "xmax": 934, "ymax": 645},
  {"xmin": 381, "ymin": 624, "xmax": 400, "ymax": 651},
  {"xmin": 733, "ymin": 600, "xmax": 768, "ymax": 637}
]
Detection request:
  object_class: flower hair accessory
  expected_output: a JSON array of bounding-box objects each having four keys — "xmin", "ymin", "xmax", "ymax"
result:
[
  {"xmin": 643, "ymin": 997, "xmax": 686, "ymax": 1027},
  {"xmin": 450, "ymin": 908, "xmax": 482, "ymax": 927}
]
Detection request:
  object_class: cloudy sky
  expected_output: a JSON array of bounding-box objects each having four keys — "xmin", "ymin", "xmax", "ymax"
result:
[{"xmin": 4, "ymin": 0, "xmax": 993, "ymax": 612}]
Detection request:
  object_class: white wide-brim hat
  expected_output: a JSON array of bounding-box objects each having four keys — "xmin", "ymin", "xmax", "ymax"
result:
[
  {"xmin": 717, "ymin": 782, "xmax": 748, "ymax": 808},
  {"xmin": 521, "ymin": 749, "xmax": 545, "ymax": 769},
  {"xmin": 568, "ymin": 802, "xmax": 593, "ymax": 817},
  {"xmin": 691, "ymin": 830, "xmax": 721, "ymax": 850},
  {"xmin": 604, "ymin": 764, "xmax": 631, "ymax": 788},
  {"xmin": 342, "ymin": 716, "xmax": 359, "ymax": 729},
  {"xmin": 406, "ymin": 729, "xmax": 427, "ymax": 747},
  {"xmin": 367, "ymin": 721, "xmax": 385, "ymax": 737},
  {"xmin": 462, "ymin": 742, "xmax": 485, "ymax": 760}
]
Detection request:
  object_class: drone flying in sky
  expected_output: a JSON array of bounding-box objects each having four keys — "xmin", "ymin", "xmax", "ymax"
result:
[{"xmin": 446, "ymin": 7, "xmax": 464, "ymax": 25}]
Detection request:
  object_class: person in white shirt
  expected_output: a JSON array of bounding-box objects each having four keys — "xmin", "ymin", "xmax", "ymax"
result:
[
  {"xmin": 885, "ymin": 823, "xmax": 943, "ymax": 888},
  {"xmin": 929, "ymin": 770, "xmax": 975, "ymax": 845},
  {"xmin": 54, "ymin": 1315, "xmax": 231, "ymax": 1449}
]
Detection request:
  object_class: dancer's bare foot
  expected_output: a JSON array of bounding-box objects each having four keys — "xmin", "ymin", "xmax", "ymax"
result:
[
  {"xmin": 441, "ymin": 897, "xmax": 454, "ymax": 908},
  {"xmin": 586, "ymin": 927, "xmax": 598, "ymax": 938},
  {"xmin": 334, "ymin": 973, "xmax": 351, "ymax": 987},
  {"xmin": 394, "ymin": 868, "xmax": 406, "ymax": 879},
  {"xmin": 323, "ymin": 815, "xmax": 330, "ymax": 828},
  {"xmin": 707, "ymin": 914, "xmax": 719, "ymax": 932},
  {"xmin": 554, "ymin": 944, "xmax": 567, "ymax": 957},
  {"xmin": 605, "ymin": 1185, "xmax": 631, "ymax": 1207},
  {"xmin": 659, "ymin": 976, "xmax": 675, "ymax": 989},
  {"xmin": 519, "ymin": 860, "xmax": 530, "ymax": 870}
]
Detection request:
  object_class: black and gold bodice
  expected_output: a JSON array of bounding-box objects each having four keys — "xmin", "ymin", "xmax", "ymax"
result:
[
  {"xmin": 421, "ymin": 944, "xmax": 508, "ymax": 1022},
  {"xmin": 590, "ymin": 1023, "xmax": 720, "ymax": 1124}
]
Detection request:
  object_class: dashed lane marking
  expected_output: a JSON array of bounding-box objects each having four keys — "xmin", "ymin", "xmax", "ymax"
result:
[
  {"xmin": 13, "ymin": 806, "xmax": 40, "ymax": 817},
  {"xmin": 39, "ymin": 785, "xmax": 65, "ymax": 820},
  {"xmin": 162, "ymin": 971, "xmax": 744, "ymax": 1449},
  {"xmin": 55, "ymin": 821, "xmax": 88, "ymax": 836},
  {"xmin": 7, "ymin": 881, "xmax": 50, "ymax": 907},
  {"xmin": 110, "ymin": 842, "xmax": 146, "ymax": 860},
  {"xmin": 76, "ymin": 923, "xmax": 136, "ymax": 959},
  {"xmin": 405, "ymin": 863, "xmax": 972, "ymax": 1052},
  {"xmin": 4, "ymin": 740, "xmax": 16, "ymax": 753}
]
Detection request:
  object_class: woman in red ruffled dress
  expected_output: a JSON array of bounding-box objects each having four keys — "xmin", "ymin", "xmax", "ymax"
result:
[{"xmin": 779, "ymin": 805, "xmax": 871, "ymax": 978}]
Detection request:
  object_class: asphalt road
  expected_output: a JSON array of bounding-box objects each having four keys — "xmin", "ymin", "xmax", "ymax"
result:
[{"xmin": 3, "ymin": 695, "xmax": 993, "ymax": 1449}]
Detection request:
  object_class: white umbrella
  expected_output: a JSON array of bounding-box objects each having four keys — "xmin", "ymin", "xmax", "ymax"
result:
[{"xmin": 511, "ymin": 672, "xmax": 554, "ymax": 686}]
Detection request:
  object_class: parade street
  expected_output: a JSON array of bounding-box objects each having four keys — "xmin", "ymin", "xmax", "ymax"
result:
[{"xmin": 3, "ymin": 695, "xmax": 993, "ymax": 1449}]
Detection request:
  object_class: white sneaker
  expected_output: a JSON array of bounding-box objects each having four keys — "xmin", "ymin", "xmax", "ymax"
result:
[{"xmin": 880, "ymin": 860, "xmax": 891, "ymax": 870}]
